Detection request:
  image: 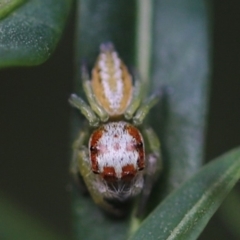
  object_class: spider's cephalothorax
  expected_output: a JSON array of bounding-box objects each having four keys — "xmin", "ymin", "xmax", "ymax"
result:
[{"xmin": 69, "ymin": 42, "xmax": 161, "ymax": 216}]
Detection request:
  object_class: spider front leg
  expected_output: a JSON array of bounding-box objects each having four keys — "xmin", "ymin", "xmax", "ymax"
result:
[
  {"xmin": 136, "ymin": 126, "xmax": 162, "ymax": 217},
  {"xmin": 81, "ymin": 65, "xmax": 109, "ymax": 122},
  {"xmin": 71, "ymin": 125, "xmax": 126, "ymax": 216},
  {"xmin": 124, "ymin": 70, "xmax": 161, "ymax": 125},
  {"xmin": 124, "ymin": 73, "xmax": 144, "ymax": 120},
  {"xmin": 69, "ymin": 94, "xmax": 99, "ymax": 127},
  {"xmin": 70, "ymin": 126, "xmax": 91, "ymax": 190},
  {"xmin": 133, "ymin": 91, "xmax": 160, "ymax": 126},
  {"xmin": 69, "ymin": 64, "xmax": 110, "ymax": 127}
]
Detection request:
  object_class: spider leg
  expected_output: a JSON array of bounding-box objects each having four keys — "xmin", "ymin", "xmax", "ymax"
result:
[
  {"xmin": 69, "ymin": 94, "xmax": 99, "ymax": 127},
  {"xmin": 133, "ymin": 91, "xmax": 160, "ymax": 126},
  {"xmin": 124, "ymin": 74, "xmax": 145, "ymax": 120},
  {"xmin": 70, "ymin": 127, "xmax": 91, "ymax": 191},
  {"xmin": 81, "ymin": 65, "xmax": 109, "ymax": 122},
  {"xmin": 79, "ymin": 154, "xmax": 127, "ymax": 217},
  {"xmin": 136, "ymin": 126, "xmax": 162, "ymax": 217},
  {"xmin": 71, "ymin": 125, "xmax": 127, "ymax": 217}
]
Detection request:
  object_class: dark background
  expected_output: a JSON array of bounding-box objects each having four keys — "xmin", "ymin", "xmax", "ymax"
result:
[{"xmin": 0, "ymin": 1, "xmax": 240, "ymax": 238}]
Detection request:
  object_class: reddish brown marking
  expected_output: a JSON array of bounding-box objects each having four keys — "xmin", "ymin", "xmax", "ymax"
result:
[
  {"xmin": 125, "ymin": 124, "xmax": 145, "ymax": 170},
  {"xmin": 125, "ymin": 124, "xmax": 142, "ymax": 143},
  {"xmin": 89, "ymin": 127, "xmax": 104, "ymax": 173},
  {"xmin": 102, "ymin": 166, "xmax": 117, "ymax": 182},
  {"xmin": 136, "ymin": 142, "xmax": 145, "ymax": 170},
  {"xmin": 121, "ymin": 164, "xmax": 137, "ymax": 181}
]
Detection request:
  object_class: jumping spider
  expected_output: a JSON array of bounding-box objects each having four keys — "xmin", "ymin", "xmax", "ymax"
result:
[{"xmin": 69, "ymin": 42, "xmax": 161, "ymax": 217}]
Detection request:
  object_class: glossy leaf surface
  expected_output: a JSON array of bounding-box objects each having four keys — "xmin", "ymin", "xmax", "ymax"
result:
[
  {"xmin": 129, "ymin": 147, "xmax": 240, "ymax": 240},
  {"xmin": 0, "ymin": 0, "xmax": 72, "ymax": 67}
]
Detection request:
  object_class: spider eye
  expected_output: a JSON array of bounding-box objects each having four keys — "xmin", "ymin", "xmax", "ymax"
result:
[
  {"xmin": 136, "ymin": 142, "xmax": 143, "ymax": 148},
  {"xmin": 92, "ymin": 169, "xmax": 99, "ymax": 174},
  {"xmin": 90, "ymin": 146, "xmax": 97, "ymax": 152},
  {"xmin": 89, "ymin": 145, "xmax": 100, "ymax": 173}
]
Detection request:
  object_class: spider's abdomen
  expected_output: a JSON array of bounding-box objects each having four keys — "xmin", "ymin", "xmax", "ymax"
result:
[{"xmin": 91, "ymin": 43, "xmax": 132, "ymax": 117}]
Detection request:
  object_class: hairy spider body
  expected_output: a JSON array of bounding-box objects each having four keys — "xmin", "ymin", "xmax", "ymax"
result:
[
  {"xmin": 91, "ymin": 43, "xmax": 132, "ymax": 116},
  {"xmin": 69, "ymin": 43, "xmax": 161, "ymax": 216}
]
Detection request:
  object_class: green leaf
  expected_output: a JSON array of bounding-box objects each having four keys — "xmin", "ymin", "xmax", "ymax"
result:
[
  {"xmin": 72, "ymin": 0, "xmax": 211, "ymax": 239},
  {"xmin": 0, "ymin": 0, "xmax": 27, "ymax": 19},
  {"xmin": 72, "ymin": 191, "xmax": 129, "ymax": 240},
  {"xmin": 0, "ymin": 0, "xmax": 72, "ymax": 68},
  {"xmin": 129, "ymin": 147, "xmax": 240, "ymax": 240},
  {"xmin": 150, "ymin": 0, "xmax": 211, "ymax": 195}
]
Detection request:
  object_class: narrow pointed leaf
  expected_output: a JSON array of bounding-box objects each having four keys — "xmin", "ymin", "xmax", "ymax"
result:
[
  {"xmin": 129, "ymin": 147, "xmax": 240, "ymax": 240},
  {"xmin": 151, "ymin": 0, "xmax": 211, "ymax": 194}
]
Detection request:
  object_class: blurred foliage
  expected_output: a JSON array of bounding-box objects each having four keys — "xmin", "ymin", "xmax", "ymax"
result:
[
  {"xmin": 0, "ymin": 0, "xmax": 239, "ymax": 240},
  {"xmin": 0, "ymin": 0, "xmax": 27, "ymax": 19},
  {"xmin": 0, "ymin": 0, "xmax": 72, "ymax": 67},
  {"xmin": 0, "ymin": 193, "xmax": 67, "ymax": 240}
]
